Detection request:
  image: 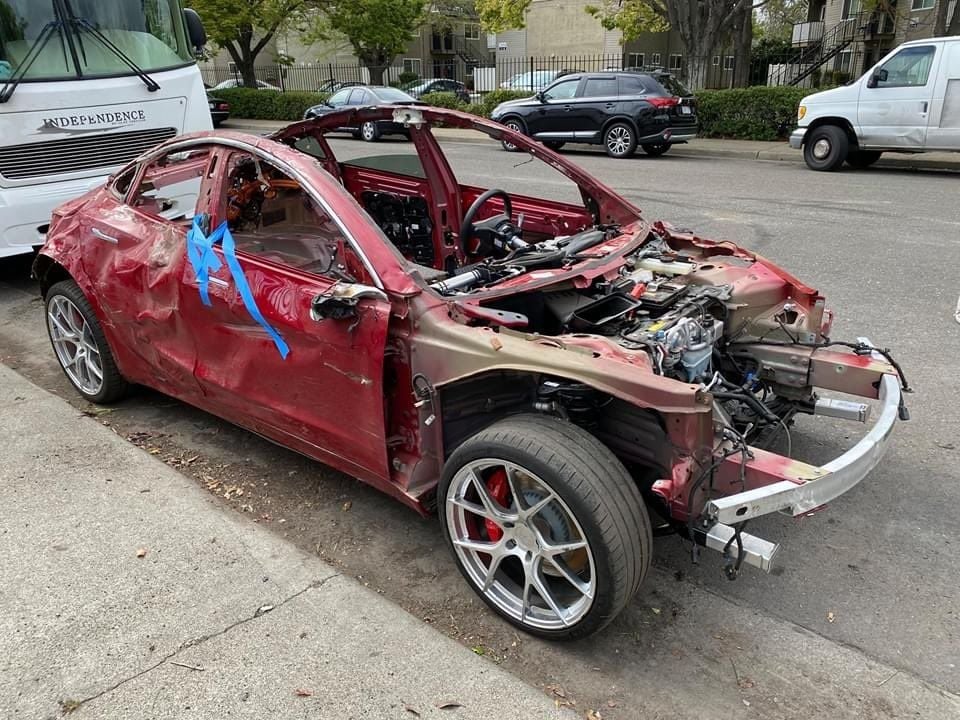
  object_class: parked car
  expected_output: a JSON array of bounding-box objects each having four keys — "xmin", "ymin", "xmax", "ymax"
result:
[
  {"xmin": 317, "ymin": 79, "xmax": 365, "ymax": 94},
  {"xmin": 302, "ymin": 86, "xmax": 422, "ymax": 140},
  {"xmin": 491, "ymin": 70, "xmax": 698, "ymax": 158},
  {"xmin": 499, "ymin": 70, "xmax": 561, "ymax": 92},
  {"xmin": 406, "ymin": 78, "xmax": 470, "ymax": 103},
  {"xmin": 791, "ymin": 36, "xmax": 960, "ymax": 170},
  {"xmin": 207, "ymin": 93, "xmax": 230, "ymax": 128},
  {"xmin": 211, "ymin": 78, "xmax": 281, "ymax": 91},
  {"xmin": 34, "ymin": 106, "xmax": 906, "ymax": 640}
]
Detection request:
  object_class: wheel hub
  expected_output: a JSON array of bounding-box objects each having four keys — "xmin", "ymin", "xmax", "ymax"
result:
[{"xmin": 813, "ymin": 138, "xmax": 831, "ymax": 159}]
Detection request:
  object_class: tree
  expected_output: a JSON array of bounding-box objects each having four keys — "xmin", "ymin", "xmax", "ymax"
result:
[
  {"xmin": 190, "ymin": 0, "xmax": 322, "ymax": 87},
  {"xmin": 324, "ymin": 0, "xmax": 427, "ymax": 85},
  {"xmin": 755, "ymin": 0, "xmax": 808, "ymax": 43},
  {"xmin": 934, "ymin": 0, "xmax": 960, "ymax": 37}
]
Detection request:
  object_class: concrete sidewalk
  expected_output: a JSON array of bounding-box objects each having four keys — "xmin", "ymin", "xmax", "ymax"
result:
[
  {"xmin": 0, "ymin": 363, "xmax": 572, "ymax": 719},
  {"xmin": 222, "ymin": 117, "xmax": 960, "ymax": 171}
]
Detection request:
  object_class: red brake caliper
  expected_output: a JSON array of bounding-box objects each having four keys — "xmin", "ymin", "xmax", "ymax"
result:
[{"xmin": 485, "ymin": 469, "xmax": 509, "ymax": 541}]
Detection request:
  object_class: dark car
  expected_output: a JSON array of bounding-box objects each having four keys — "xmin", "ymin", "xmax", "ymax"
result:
[
  {"xmin": 303, "ymin": 86, "xmax": 423, "ymax": 141},
  {"xmin": 207, "ymin": 93, "xmax": 230, "ymax": 128},
  {"xmin": 406, "ymin": 78, "xmax": 470, "ymax": 103},
  {"xmin": 490, "ymin": 71, "xmax": 698, "ymax": 158}
]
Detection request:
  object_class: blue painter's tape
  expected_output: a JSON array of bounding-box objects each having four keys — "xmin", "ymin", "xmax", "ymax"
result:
[{"xmin": 186, "ymin": 216, "xmax": 289, "ymax": 359}]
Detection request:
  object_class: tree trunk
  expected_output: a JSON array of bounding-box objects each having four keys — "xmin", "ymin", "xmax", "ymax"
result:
[
  {"xmin": 949, "ymin": 2, "xmax": 960, "ymax": 35},
  {"xmin": 685, "ymin": 54, "xmax": 709, "ymax": 91},
  {"xmin": 934, "ymin": 0, "xmax": 949, "ymax": 35},
  {"xmin": 367, "ymin": 63, "xmax": 386, "ymax": 85},
  {"xmin": 732, "ymin": 5, "xmax": 752, "ymax": 88}
]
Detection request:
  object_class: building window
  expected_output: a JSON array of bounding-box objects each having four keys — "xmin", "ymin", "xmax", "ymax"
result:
[
  {"xmin": 910, "ymin": 0, "xmax": 934, "ymax": 8},
  {"xmin": 669, "ymin": 54, "xmax": 682, "ymax": 70},
  {"xmin": 837, "ymin": 50, "xmax": 852, "ymax": 74},
  {"xmin": 464, "ymin": 23, "xmax": 480, "ymax": 40},
  {"xmin": 723, "ymin": 55, "xmax": 735, "ymax": 71},
  {"xmin": 712, "ymin": 55, "xmax": 721, "ymax": 66},
  {"xmin": 403, "ymin": 58, "xmax": 422, "ymax": 76},
  {"xmin": 628, "ymin": 52, "xmax": 645, "ymax": 67},
  {"xmin": 651, "ymin": 53, "xmax": 661, "ymax": 66},
  {"xmin": 842, "ymin": 0, "xmax": 862, "ymax": 18}
]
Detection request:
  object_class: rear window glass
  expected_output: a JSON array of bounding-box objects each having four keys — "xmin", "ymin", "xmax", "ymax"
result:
[
  {"xmin": 653, "ymin": 74, "xmax": 691, "ymax": 97},
  {"xmin": 618, "ymin": 75, "xmax": 648, "ymax": 95},
  {"xmin": 582, "ymin": 77, "xmax": 618, "ymax": 97}
]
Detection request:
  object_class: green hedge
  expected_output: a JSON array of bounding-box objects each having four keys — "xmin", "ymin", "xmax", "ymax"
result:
[
  {"xmin": 212, "ymin": 88, "xmax": 330, "ymax": 121},
  {"xmin": 695, "ymin": 86, "xmax": 808, "ymax": 141},
  {"xmin": 419, "ymin": 91, "xmax": 466, "ymax": 110},
  {"xmin": 477, "ymin": 89, "xmax": 532, "ymax": 117}
]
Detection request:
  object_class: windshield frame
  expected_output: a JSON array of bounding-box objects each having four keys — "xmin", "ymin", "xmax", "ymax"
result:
[{"xmin": 0, "ymin": 0, "xmax": 195, "ymax": 84}]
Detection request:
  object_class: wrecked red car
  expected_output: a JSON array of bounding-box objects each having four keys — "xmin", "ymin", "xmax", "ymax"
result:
[{"xmin": 34, "ymin": 106, "xmax": 908, "ymax": 639}]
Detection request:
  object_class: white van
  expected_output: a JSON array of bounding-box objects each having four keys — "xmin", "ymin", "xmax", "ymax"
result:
[{"xmin": 790, "ymin": 36, "xmax": 960, "ymax": 170}]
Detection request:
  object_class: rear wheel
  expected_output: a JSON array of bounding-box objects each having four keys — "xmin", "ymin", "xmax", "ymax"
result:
[
  {"xmin": 45, "ymin": 280, "xmax": 128, "ymax": 404},
  {"xmin": 641, "ymin": 142, "xmax": 670, "ymax": 157},
  {"xmin": 803, "ymin": 124, "xmax": 848, "ymax": 171},
  {"xmin": 846, "ymin": 150, "xmax": 882, "ymax": 169},
  {"xmin": 501, "ymin": 118, "xmax": 525, "ymax": 152},
  {"xmin": 603, "ymin": 122, "xmax": 637, "ymax": 158},
  {"xmin": 360, "ymin": 121, "xmax": 380, "ymax": 142},
  {"xmin": 439, "ymin": 414, "xmax": 651, "ymax": 639}
]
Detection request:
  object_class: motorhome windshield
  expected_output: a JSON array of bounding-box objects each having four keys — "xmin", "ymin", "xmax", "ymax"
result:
[{"xmin": 0, "ymin": 0, "xmax": 192, "ymax": 82}]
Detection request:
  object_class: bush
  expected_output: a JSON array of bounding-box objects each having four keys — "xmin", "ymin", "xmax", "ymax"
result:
[
  {"xmin": 695, "ymin": 86, "xmax": 809, "ymax": 141},
  {"xmin": 398, "ymin": 71, "xmax": 419, "ymax": 86},
  {"xmin": 463, "ymin": 102, "xmax": 486, "ymax": 118},
  {"xmin": 419, "ymin": 91, "xmax": 466, "ymax": 110},
  {"xmin": 212, "ymin": 88, "xmax": 330, "ymax": 121},
  {"xmin": 478, "ymin": 89, "xmax": 533, "ymax": 117}
]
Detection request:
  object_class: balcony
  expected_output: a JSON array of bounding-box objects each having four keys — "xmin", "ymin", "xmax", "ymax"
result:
[{"xmin": 792, "ymin": 21, "xmax": 824, "ymax": 46}]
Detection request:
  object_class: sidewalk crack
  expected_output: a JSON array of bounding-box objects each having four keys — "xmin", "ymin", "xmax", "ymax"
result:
[{"xmin": 59, "ymin": 574, "xmax": 340, "ymax": 714}]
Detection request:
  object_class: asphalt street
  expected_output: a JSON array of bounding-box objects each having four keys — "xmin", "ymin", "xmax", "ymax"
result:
[{"xmin": 0, "ymin": 138, "xmax": 957, "ymax": 719}]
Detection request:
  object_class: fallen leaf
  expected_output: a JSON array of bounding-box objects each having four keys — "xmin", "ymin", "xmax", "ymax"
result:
[
  {"xmin": 651, "ymin": 607, "xmax": 662, "ymax": 615},
  {"xmin": 294, "ymin": 688, "xmax": 313, "ymax": 697},
  {"xmin": 743, "ymin": 699, "xmax": 751, "ymax": 707},
  {"xmin": 404, "ymin": 704, "xmax": 420, "ymax": 716},
  {"xmin": 738, "ymin": 677, "xmax": 755, "ymax": 689},
  {"xmin": 254, "ymin": 604, "xmax": 274, "ymax": 617},
  {"xmin": 827, "ymin": 611, "xmax": 836, "ymax": 623},
  {"xmin": 436, "ymin": 701, "xmax": 462, "ymax": 710},
  {"xmin": 342, "ymin": 501, "xmax": 352, "ymax": 511},
  {"xmin": 136, "ymin": 547, "xmax": 148, "ymax": 558},
  {"xmin": 606, "ymin": 700, "xmax": 618, "ymax": 708},
  {"xmin": 471, "ymin": 645, "xmax": 484, "ymax": 655},
  {"xmin": 546, "ymin": 684, "xmax": 566, "ymax": 698},
  {"xmin": 587, "ymin": 710, "xmax": 603, "ymax": 720}
]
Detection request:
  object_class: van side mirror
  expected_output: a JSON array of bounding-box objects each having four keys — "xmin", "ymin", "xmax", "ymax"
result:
[
  {"xmin": 183, "ymin": 9, "xmax": 207, "ymax": 56},
  {"xmin": 867, "ymin": 68, "xmax": 887, "ymax": 88}
]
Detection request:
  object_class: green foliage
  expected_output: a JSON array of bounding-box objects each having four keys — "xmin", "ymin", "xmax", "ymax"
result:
[
  {"xmin": 213, "ymin": 88, "xmax": 330, "ymax": 120},
  {"xmin": 475, "ymin": 0, "xmax": 532, "ymax": 31},
  {"xmin": 398, "ymin": 71, "xmax": 420, "ymax": 85},
  {"xmin": 830, "ymin": 70, "xmax": 852, "ymax": 85},
  {"xmin": 324, "ymin": 0, "xmax": 427, "ymax": 67},
  {"xmin": 586, "ymin": 0, "xmax": 669, "ymax": 39},
  {"xmin": 419, "ymin": 91, "xmax": 467, "ymax": 109},
  {"xmin": 696, "ymin": 86, "xmax": 809, "ymax": 141},
  {"xmin": 463, "ymin": 102, "xmax": 487, "ymax": 117}
]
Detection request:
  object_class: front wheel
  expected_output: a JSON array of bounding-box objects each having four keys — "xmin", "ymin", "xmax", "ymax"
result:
[
  {"xmin": 45, "ymin": 280, "xmax": 128, "ymax": 404},
  {"xmin": 439, "ymin": 414, "xmax": 651, "ymax": 639},
  {"xmin": 641, "ymin": 142, "xmax": 670, "ymax": 157},
  {"xmin": 846, "ymin": 150, "xmax": 882, "ymax": 169},
  {"xmin": 603, "ymin": 122, "xmax": 637, "ymax": 158},
  {"xmin": 803, "ymin": 125, "xmax": 848, "ymax": 171},
  {"xmin": 501, "ymin": 119, "xmax": 525, "ymax": 151}
]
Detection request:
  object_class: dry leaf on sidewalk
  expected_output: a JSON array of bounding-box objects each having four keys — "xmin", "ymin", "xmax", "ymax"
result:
[
  {"xmin": 436, "ymin": 701, "xmax": 463, "ymax": 710},
  {"xmin": 404, "ymin": 704, "xmax": 420, "ymax": 716},
  {"xmin": 135, "ymin": 547, "xmax": 148, "ymax": 558},
  {"xmin": 587, "ymin": 710, "xmax": 604, "ymax": 720},
  {"xmin": 293, "ymin": 688, "xmax": 313, "ymax": 697}
]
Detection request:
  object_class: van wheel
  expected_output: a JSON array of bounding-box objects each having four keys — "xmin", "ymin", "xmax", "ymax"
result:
[
  {"xmin": 846, "ymin": 150, "xmax": 882, "ymax": 169},
  {"xmin": 603, "ymin": 123, "xmax": 637, "ymax": 158},
  {"xmin": 439, "ymin": 414, "xmax": 651, "ymax": 639},
  {"xmin": 803, "ymin": 125, "xmax": 848, "ymax": 171}
]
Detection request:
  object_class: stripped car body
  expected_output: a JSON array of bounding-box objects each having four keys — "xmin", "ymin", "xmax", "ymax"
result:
[{"xmin": 34, "ymin": 106, "xmax": 907, "ymax": 638}]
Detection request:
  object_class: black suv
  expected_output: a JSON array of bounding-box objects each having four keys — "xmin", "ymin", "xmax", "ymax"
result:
[{"xmin": 490, "ymin": 71, "xmax": 698, "ymax": 158}]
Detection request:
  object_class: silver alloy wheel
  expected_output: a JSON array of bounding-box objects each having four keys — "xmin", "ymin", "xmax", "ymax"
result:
[
  {"xmin": 812, "ymin": 137, "xmax": 831, "ymax": 160},
  {"xmin": 47, "ymin": 295, "xmax": 104, "ymax": 396},
  {"xmin": 606, "ymin": 125, "xmax": 632, "ymax": 156},
  {"xmin": 361, "ymin": 121, "xmax": 377, "ymax": 141},
  {"xmin": 503, "ymin": 121, "xmax": 522, "ymax": 150},
  {"xmin": 445, "ymin": 458, "xmax": 596, "ymax": 630}
]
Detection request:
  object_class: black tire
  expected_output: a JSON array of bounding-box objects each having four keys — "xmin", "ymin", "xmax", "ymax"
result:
[
  {"xmin": 360, "ymin": 121, "xmax": 380, "ymax": 142},
  {"xmin": 543, "ymin": 140, "xmax": 565, "ymax": 151},
  {"xmin": 603, "ymin": 122, "xmax": 637, "ymax": 158},
  {"xmin": 500, "ymin": 118, "xmax": 525, "ymax": 152},
  {"xmin": 45, "ymin": 279, "xmax": 128, "ymax": 404},
  {"xmin": 439, "ymin": 414, "xmax": 651, "ymax": 640},
  {"xmin": 846, "ymin": 150, "xmax": 882, "ymax": 169},
  {"xmin": 803, "ymin": 124, "xmax": 848, "ymax": 171},
  {"xmin": 641, "ymin": 142, "xmax": 670, "ymax": 157}
]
